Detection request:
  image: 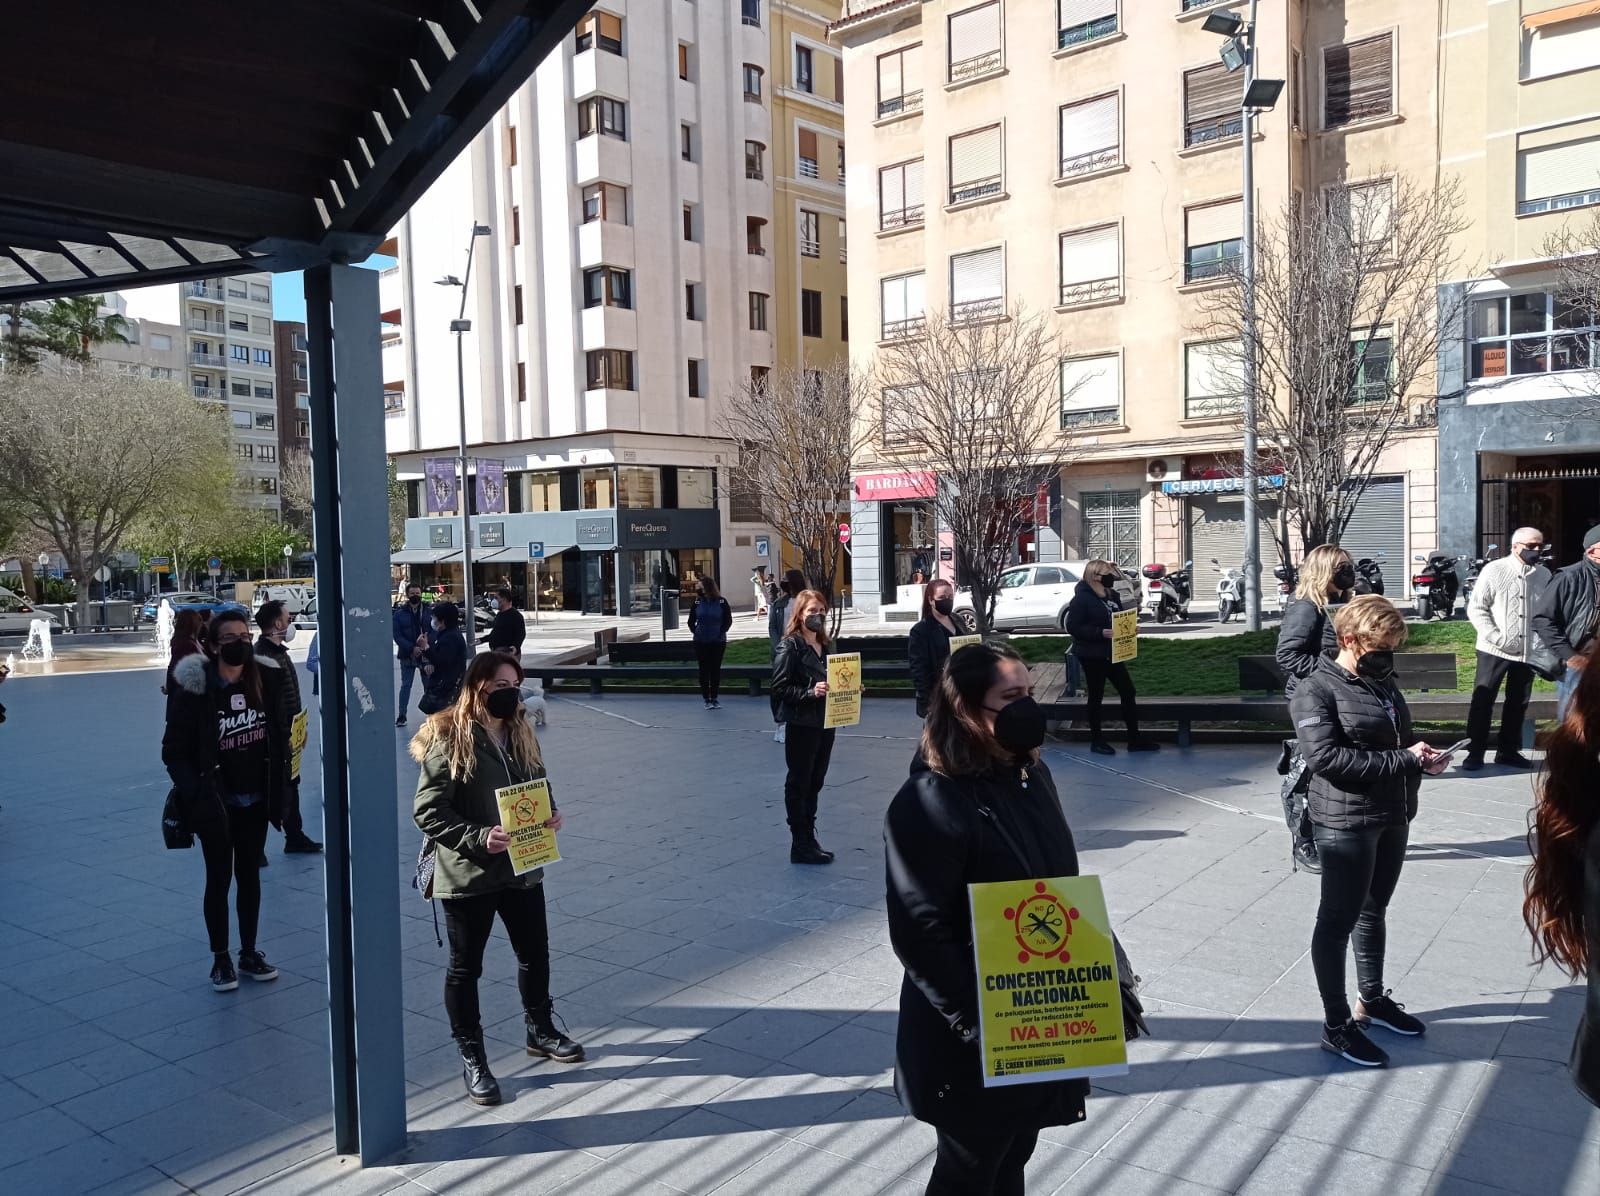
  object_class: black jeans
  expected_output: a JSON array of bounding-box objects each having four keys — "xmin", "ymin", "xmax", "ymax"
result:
[
  {"xmin": 441, "ymin": 885, "xmax": 551, "ymax": 1038},
  {"xmin": 1079, "ymin": 657, "xmax": 1140, "ymax": 741},
  {"xmin": 197, "ymin": 801, "xmax": 270, "ymax": 955},
  {"xmin": 783, "ymin": 723, "xmax": 835, "ymax": 836},
  {"xmin": 280, "ymin": 779, "xmax": 304, "ymax": 839},
  {"xmin": 694, "ymin": 640, "xmax": 727, "ymax": 703},
  {"xmin": 1310, "ymin": 821, "xmax": 1409, "ymax": 1025},
  {"xmin": 927, "ymin": 1124, "xmax": 1040, "ymax": 1196},
  {"xmin": 1466, "ymin": 651, "xmax": 1533, "ymax": 756}
]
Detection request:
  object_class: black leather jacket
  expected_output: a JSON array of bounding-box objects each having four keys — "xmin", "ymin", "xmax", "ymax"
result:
[
  {"xmin": 772, "ymin": 635, "xmax": 828, "ymax": 728},
  {"xmin": 1532, "ymin": 557, "xmax": 1600, "ymax": 671}
]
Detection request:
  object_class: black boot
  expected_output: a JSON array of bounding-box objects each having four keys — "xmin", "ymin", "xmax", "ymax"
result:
[
  {"xmin": 790, "ymin": 828, "xmax": 834, "ymax": 865},
  {"xmin": 526, "ymin": 1001, "xmax": 585, "ymax": 1063},
  {"xmin": 455, "ymin": 1033, "xmax": 501, "ymax": 1105}
]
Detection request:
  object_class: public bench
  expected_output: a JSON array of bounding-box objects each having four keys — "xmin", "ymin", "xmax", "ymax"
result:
[
  {"xmin": 1237, "ymin": 653, "xmax": 1459, "ymax": 693},
  {"xmin": 609, "ymin": 635, "xmax": 909, "ymax": 665},
  {"xmin": 528, "ymin": 660, "xmax": 913, "ymax": 697}
]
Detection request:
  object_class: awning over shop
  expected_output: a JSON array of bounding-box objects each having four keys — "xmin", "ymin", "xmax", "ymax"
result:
[
  {"xmin": 478, "ymin": 543, "xmax": 575, "ymax": 563},
  {"xmin": 391, "ymin": 548, "xmax": 461, "ymax": 565}
]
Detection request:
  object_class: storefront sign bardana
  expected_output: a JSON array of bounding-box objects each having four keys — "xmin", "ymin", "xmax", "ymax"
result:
[{"xmin": 853, "ymin": 470, "xmax": 937, "ymax": 502}]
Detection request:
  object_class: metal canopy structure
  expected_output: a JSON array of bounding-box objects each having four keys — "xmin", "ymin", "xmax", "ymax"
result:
[{"xmin": 1, "ymin": 0, "xmax": 591, "ymax": 1165}]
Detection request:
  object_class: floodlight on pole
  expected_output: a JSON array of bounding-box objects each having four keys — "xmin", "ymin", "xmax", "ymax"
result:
[
  {"xmin": 1219, "ymin": 36, "xmax": 1247, "ymax": 72},
  {"xmin": 1244, "ymin": 78, "xmax": 1285, "ymax": 109},
  {"xmin": 1201, "ymin": 10, "xmax": 1244, "ymax": 36}
]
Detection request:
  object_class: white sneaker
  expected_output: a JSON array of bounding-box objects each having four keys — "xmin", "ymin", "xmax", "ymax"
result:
[{"xmin": 774, "ymin": 725, "xmax": 786, "ymax": 743}]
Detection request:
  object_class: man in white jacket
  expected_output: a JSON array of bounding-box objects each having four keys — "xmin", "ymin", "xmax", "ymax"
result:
[{"xmin": 1463, "ymin": 527, "xmax": 1545, "ymax": 770}]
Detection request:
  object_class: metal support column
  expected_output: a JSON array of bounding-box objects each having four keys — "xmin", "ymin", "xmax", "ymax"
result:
[
  {"xmin": 1240, "ymin": 0, "xmax": 1263, "ymax": 632},
  {"xmin": 305, "ymin": 263, "xmax": 407, "ymax": 1163}
]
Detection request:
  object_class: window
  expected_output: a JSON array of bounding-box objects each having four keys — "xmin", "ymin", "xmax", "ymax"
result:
[
  {"xmin": 742, "ymin": 0, "xmax": 761, "ymax": 29},
  {"xmin": 1058, "ymin": 0, "xmax": 1117, "ymax": 50},
  {"xmin": 249, "ymin": 284, "xmax": 269, "ymax": 303},
  {"xmin": 743, "ymin": 64, "xmax": 763, "ymax": 100},
  {"xmin": 747, "ymin": 217, "xmax": 766, "ymax": 256},
  {"xmin": 507, "ymin": 127, "xmax": 518, "ymax": 165},
  {"xmin": 799, "ymin": 128, "xmax": 819, "ymax": 178},
  {"xmin": 1059, "ymin": 225, "xmax": 1121, "ymax": 306},
  {"xmin": 253, "ymin": 383, "xmax": 273, "ymax": 399},
  {"xmin": 1328, "ymin": 179, "xmax": 1394, "ymax": 255},
  {"xmin": 1469, "ymin": 291, "xmax": 1600, "ymax": 380},
  {"xmin": 1348, "ymin": 329, "xmax": 1393, "ymax": 404},
  {"xmin": 585, "ymin": 349, "xmax": 635, "ymax": 390},
  {"xmin": 881, "ymin": 385, "xmax": 918, "ymax": 446},
  {"xmin": 250, "ymin": 316, "xmax": 271, "ymax": 335},
  {"xmin": 227, "ymin": 283, "xmax": 248, "ymax": 299},
  {"xmin": 678, "ymin": 43, "xmax": 691, "ymax": 81},
  {"xmin": 948, "ymin": 2, "xmax": 1002, "ymax": 83},
  {"xmin": 1083, "ymin": 490, "xmax": 1141, "ymax": 569},
  {"xmin": 750, "ymin": 292, "xmax": 769, "ymax": 331},
  {"xmin": 231, "ymin": 380, "xmax": 251, "ymax": 397},
  {"xmin": 750, "ymin": 366, "xmax": 770, "ymax": 394},
  {"xmin": 1183, "ymin": 63, "xmax": 1244, "ymax": 147},
  {"xmin": 618, "ymin": 466, "xmax": 661, "ymax": 508},
  {"xmin": 258, "ymin": 445, "xmax": 278, "ymax": 463},
  {"xmin": 1184, "ymin": 199, "xmax": 1243, "ymax": 282},
  {"xmin": 229, "ymin": 315, "xmax": 249, "ymax": 331},
  {"xmin": 259, "ymin": 478, "xmax": 278, "ymax": 496},
  {"xmin": 1184, "ymin": 340, "xmax": 1246, "ymax": 418},
  {"xmin": 293, "ymin": 332, "xmax": 307, "ymax": 352},
  {"xmin": 803, "ymin": 370, "xmax": 824, "ymax": 403},
  {"xmin": 230, "ymin": 343, "xmax": 249, "ymax": 361},
  {"xmin": 525, "ymin": 471, "xmax": 561, "ymax": 512},
  {"xmin": 837, "ymin": 143, "xmax": 846, "ymax": 188},
  {"xmin": 796, "ymin": 45, "xmax": 814, "ymax": 93},
  {"xmin": 582, "ymin": 267, "xmax": 633, "ymax": 309},
  {"xmin": 575, "ymin": 10, "xmax": 623, "ymax": 54},
  {"xmin": 1323, "ymin": 32, "xmax": 1393, "ymax": 129},
  {"xmin": 230, "ymin": 409, "xmax": 251, "ymax": 428},
  {"xmin": 296, "ymin": 420, "xmax": 309, "ymax": 439},
  {"xmin": 581, "ymin": 182, "xmax": 628, "ymax": 224},
  {"xmin": 879, "ymin": 159, "xmax": 925, "ymax": 228},
  {"xmin": 680, "ymin": 123, "xmax": 695, "ymax": 162},
  {"xmin": 745, "ymin": 140, "xmax": 765, "ymax": 180},
  {"xmin": 877, "ymin": 44, "xmax": 923, "ymax": 118},
  {"xmin": 512, "ymin": 206, "xmax": 521, "ymax": 245},
  {"xmin": 841, "ymin": 295, "xmax": 849, "ymax": 341},
  {"xmin": 678, "ymin": 468, "xmax": 715, "ymax": 509},
  {"xmin": 682, "ymin": 203, "xmax": 697, "ymax": 241},
  {"xmin": 881, "ymin": 271, "xmax": 926, "ymax": 339},
  {"xmin": 950, "ymin": 246, "xmax": 1004, "ymax": 322},
  {"xmin": 149, "ymin": 333, "xmax": 171, "ymax": 351},
  {"xmin": 236, "ymin": 443, "xmax": 254, "ymax": 460},
  {"xmin": 517, "ymin": 362, "xmax": 526, "ymax": 403},
  {"xmin": 1290, "ymin": 49, "xmax": 1303, "ymax": 130},
  {"xmin": 800, "ymin": 210, "xmax": 820, "ymax": 257},
  {"xmin": 514, "ymin": 285, "xmax": 524, "ymax": 325},
  {"xmin": 685, "ymin": 283, "xmax": 702, "ymax": 321},
  {"xmin": 1517, "ymin": 133, "xmax": 1600, "ymax": 215},
  {"xmin": 581, "ymin": 466, "xmax": 614, "ymax": 509},
  {"xmin": 577, "ymin": 96, "xmax": 627, "ymax": 140},
  {"xmin": 839, "ymin": 216, "xmax": 847, "ymax": 263},
  {"xmin": 688, "ymin": 360, "xmax": 706, "ymax": 398},
  {"xmin": 948, "ymin": 125, "xmax": 1003, "ymax": 204},
  {"xmin": 1524, "ymin": 10, "xmax": 1600, "ymax": 80},
  {"xmin": 802, "ymin": 289, "xmax": 823, "ymax": 338},
  {"xmin": 1059, "ymin": 93, "xmax": 1119, "ymax": 177},
  {"xmin": 1060, "ymin": 353, "xmax": 1122, "ymax": 427},
  {"xmin": 254, "ymin": 348, "xmax": 272, "ymax": 365}
]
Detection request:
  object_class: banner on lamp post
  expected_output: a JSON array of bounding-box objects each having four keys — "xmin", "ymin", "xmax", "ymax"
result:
[
  {"xmin": 475, "ymin": 459, "xmax": 506, "ymax": 515},
  {"xmin": 424, "ymin": 458, "xmax": 457, "ymax": 514}
]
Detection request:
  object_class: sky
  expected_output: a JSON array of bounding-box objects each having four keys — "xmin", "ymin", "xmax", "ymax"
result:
[{"xmin": 272, "ymin": 253, "xmax": 394, "ymax": 324}]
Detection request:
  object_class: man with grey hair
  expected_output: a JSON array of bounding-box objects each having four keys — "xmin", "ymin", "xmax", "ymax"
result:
[{"xmin": 1464, "ymin": 527, "xmax": 1546, "ymax": 770}]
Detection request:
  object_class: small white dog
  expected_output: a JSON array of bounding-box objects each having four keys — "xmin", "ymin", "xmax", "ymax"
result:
[{"xmin": 522, "ymin": 682, "xmax": 547, "ymax": 726}]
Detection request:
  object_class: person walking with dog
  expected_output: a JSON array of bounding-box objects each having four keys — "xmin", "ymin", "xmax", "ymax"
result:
[
  {"xmin": 772, "ymin": 588, "xmax": 836, "ymax": 865},
  {"xmin": 688, "ymin": 576, "xmax": 733, "ymax": 709},
  {"xmin": 1463, "ymin": 527, "xmax": 1545, "ymax": 770}
]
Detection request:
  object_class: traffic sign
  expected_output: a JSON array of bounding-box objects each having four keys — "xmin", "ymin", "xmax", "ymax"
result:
[
  {"xmin": 208, "ymin": 557, "xmax": 222, "ymax": 570},
  {"xmin": 838, "ymin": 523, "xmax": 851, "ymax": 545},
  {"xmin": 529, "ymin": 541, "xmax": 545, "ymax": 560},
  {"xmin": 150, "ymin": 556, "xmax": 171, "ymax": 574},
  {"xmin": 94, "ymin": 565, "xmax": 112, "ymax": 582}
]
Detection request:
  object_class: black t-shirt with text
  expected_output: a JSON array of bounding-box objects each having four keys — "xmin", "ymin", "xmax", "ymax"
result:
[{"xmin": 215, "ymin": 680, "xmax": 270, "ymax": 801}]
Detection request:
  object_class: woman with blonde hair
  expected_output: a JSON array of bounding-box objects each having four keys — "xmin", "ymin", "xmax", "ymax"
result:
[
  {"xmin": 413, "ymin": 651, "xmax": 582, "ymax": 1107},
  {"xmin": 1290, "ymin": 594, "xmax": 1450, "ymax": 1068},
  {"xmin": 1523, "ymin": 639, "xmax": 1600, "ymax": 1106},
  {"xmin": 1065, "ymin": 559, "xmax": 1157, "ymax": 755},
  {"xmin": 1275, "ymin": 543, "xmax": 1357, "ymax": 873},
  {"xmin": 772, "ymin": 588, "xmax": 837, "ymax": 864}
]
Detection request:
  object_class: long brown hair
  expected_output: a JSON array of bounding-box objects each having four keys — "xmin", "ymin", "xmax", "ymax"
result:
[
  {"xmin": 783, "ymin": 588, "xmax": 832, "ymax": 647},
  {"xmin": 920, "ymin": 576, "xmax": 954, "ymax": 620},
  {"xmin": 171, "ymin": 607, "xmax": 204, "ymax": 649},
  {"xmin": 920, "ymin": 642, "xmax": 1033, "ymax": 776},
  {"xmin": 1296, "ymin": 544, "xmax": 1353, "ymax": 610},
  {"xmin": 1524, "ymin": 642, "xmax": 1600, "ymax": 977},
  {"xmin": 409, "ymin": 651, "xmax": 543, "ymax": 781},
  {"xmin": 208, "ymin": 609, "xmax": 263, "ymax": 706}
]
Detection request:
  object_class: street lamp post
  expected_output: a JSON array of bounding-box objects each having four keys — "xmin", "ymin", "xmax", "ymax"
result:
[{"xmin": 436, "ymin": 223, "xmax": 492, "ymax": 622}]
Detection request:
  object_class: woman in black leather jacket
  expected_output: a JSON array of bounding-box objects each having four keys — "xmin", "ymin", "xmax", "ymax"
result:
[
  {"xmin": 1289, "ymin": 595, "xmax": 1449, "ymax": 1069},
  {"xmin": 908, "ymin": 577, "xmax": 958, "ymax": 718},
  {"xmin": 772, "ymin": 589, "xmax": 836, "ymax": 865},
  {"xmin": 1276, "ymin": 545, "xmax": 1355, "ymax": 875}
]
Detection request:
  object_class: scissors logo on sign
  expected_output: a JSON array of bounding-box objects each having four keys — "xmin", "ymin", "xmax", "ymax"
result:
[
  {"xmin": 512, "ymin": 795, "xmax": 539, "ymax": 827},
  {"xmin": 1005, "ymin": 881, "xmax": 1079, "ymax": 964}
]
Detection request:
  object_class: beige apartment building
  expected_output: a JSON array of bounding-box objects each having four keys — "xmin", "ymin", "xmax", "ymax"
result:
[
  {"xmin": 1436, "ymin": 0, "xmax": 1600, "ymax": 565},
  {"xmin": 832, "ymin": 0, "xmax": 1449, "ymax": 609}
]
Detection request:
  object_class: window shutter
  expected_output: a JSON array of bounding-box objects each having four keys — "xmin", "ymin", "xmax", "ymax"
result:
[
  {"xmin": 903, "ymin": 44, "xmax": 922, "ymax": 93},
  {"xmin": 949, "ymin": 2, "xmax": 1002, "ymax": 61},
  {"xmin": 1184, "ymin": 64, "xmax": 1244, "ymax": 131},
  {"xmin": 905, "ymin": 158, "xmax": 925, "ymax": 207},
  {"xmin": 1527, "ymin": 17, "xmax": 1600, "ymax": 78},
  {"xmin": 1187, "ymin": 341, "xmax": 1244, "ymax": 398},
  {"xmin": 1060, "ymin": 94, "xmax": 1119, "ymax": 166},
  {"xmin": 799, "ymin": 129, "xmax": 818, "ymax": 159},
  {"xmin": 1060, "ymin": 225, "xmax": 1119, "ymax": 285},
  {"xmin": 598, "ymin": 12, "xmax": 622, "ymax": 42},
  {"xmin": 950, "ymin": 126, "xmax": 1002, "ymax": 185},
  {"xmin": 1186, "ymin": 199, "xmax": 1242, "ymax": 248},
  {"xmin": 1058, "ymin": 0, "xmax": 1116, "ymax": 26},
  {"xmin": 878, "ymin": 51, "xmax": 902, "ymax": 99},
  {"xmin": 880, "ymin": 166, "xmax": 905, "ymax": 217},
  {"xmin": 1325, "ymin": 33, "xmax": 1392, "ymax": 127},
  {"xmin": 950, "ymin": 247, "xmax": 1003, "ymax": 304},
  {"xmin": 1061, "ymin": 354, "xmax": 1120, "ymax": 414},
  {"xmin": 1519, "ymin": 138, "xmax": 1600, "ymax": 200}
]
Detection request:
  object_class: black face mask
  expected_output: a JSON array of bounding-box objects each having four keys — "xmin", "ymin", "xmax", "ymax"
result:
[
  {"xmin": 1356, "ymin": 649, "xmax": 1395, "ymax": 681},
  {"xmin": 933, "ymin": 597, "xmax": 955, "ymax": 615},
  {"xmin": 485, "ymin": 687, "xmax": 521, "ymax": 720},
  {"xmin": 408, "ymin": 595, "xmax": 421, "ymax": 606},
  {"xmin": 804, "ymin": 613, "xmax": 825, "ymax": 632},
  {"xmin": 987, "ymin": 697, "xmax": 1047, "ymax": 755},
  {"xmin": 1100, "ymin": 574, "xmax": 1119, "ymax": 588},
  {"xmin": 1518, "ymin": 547, "xmax": 1540, "ymax": 565},
  {"xmin": 1332, "ymin": 566, "xmax": 1356, "ymax": 591},
  {"xmin": 217, "ymin": 640, "xmax": 252, "ymax": 667}
]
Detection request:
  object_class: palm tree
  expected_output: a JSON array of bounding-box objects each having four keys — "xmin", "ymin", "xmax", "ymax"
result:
[{"xmin": 34, "ymin": 296, "xmax": 130, "ymax": 362}]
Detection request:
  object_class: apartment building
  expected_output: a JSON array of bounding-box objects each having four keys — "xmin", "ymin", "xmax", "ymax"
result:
[
  {"xmin": 832, "ymin": 0, "xmax": 1445, "ymax": 609},
  {"xmin": 385, "ymin": 0, "xmax": 794, "ymax": 615},
  {"xmin": 1436, "ymin": 1, "xmax": 1600, "ymax": 565},
  {"xmin": 94, "ymin": 293, "xmax": 184, "ymax": 383}
]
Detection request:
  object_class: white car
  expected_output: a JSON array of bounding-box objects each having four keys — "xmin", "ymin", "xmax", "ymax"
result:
[
  {"xmin": 952, "ymin": 563, "xmax": 1139, "ymax": 633},
  {"xmin": 0, "ymin": 585, "xmax": 62, "ymax": 635}
]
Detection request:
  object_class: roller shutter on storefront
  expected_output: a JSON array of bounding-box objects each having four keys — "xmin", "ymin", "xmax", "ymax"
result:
[
  {"xmin": 1336, "ymin": 475, "xmax": 1406, "ymax": 575},
  {"xmin": 1186, "ymin": 493, "xmax": 1282, "ymax": 573}
]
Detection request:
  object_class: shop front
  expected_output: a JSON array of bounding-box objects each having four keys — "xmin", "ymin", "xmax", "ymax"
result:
[{"xmin": 850, "ymin": 469, "xmax": 938, "ymax": 606}]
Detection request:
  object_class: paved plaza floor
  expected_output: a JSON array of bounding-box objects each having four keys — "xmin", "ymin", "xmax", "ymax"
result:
[{"xmin": 0, "ymin": 664, "xmax": 1595, "ymax": 1194}]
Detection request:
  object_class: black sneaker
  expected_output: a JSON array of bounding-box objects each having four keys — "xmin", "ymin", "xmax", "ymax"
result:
[
  {"xmin": 1090, "ymin": 740, "xmax": 1116, "ymax": 756},
  {"xmin": 396, "ymin": 715, "xmax": 407, "ymax": 727},
  {"xmin": 210, "ymin": 955, "xmax": 239, "ymax": 993},
  {"xmin": 1356, "ymin": 991, "xmax": 1425, "ymax": 1036},
  {"xmin": 284, "ymin": 835, "xmax": 323, "ymax": 854},
  {"xmin": 1460, "ymin": 754, "xmax": 1484, "ymax": 772},
  {"xmin": 1494, "ymin": 750, "xmax": 1531, "ymax": 769},
  {"xmin": 237, "ymin": 950, "xmax": 279, "ymax": 983},
  {"xmin": 1291, "ymin": 837, "xmax": 1322, "ymax": 875},
  {"xmin": 1321, "ymin": 1018, "xmax": 1388, "ymax": 1067}
]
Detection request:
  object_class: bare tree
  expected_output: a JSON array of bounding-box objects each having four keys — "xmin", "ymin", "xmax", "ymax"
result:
[
  {"xmin": 1543, "ymin": 211, "xmax": 1600, "ymax": 417},
  {"xmin": 0, "ymin": 368, "xmax": 233, "ymax": 625},
  {"xmin": 871, "ymin": 304, "xmax": 1078, "ymax": 633},
  {"xmin": 719, "ymin": 359, "xmax": 872, "ymax": 629},
  {"xmin": 278, "ymin": 448, "xmax": 315, "ymax": 537},
  {"xmin": 1195, "ymin": 174, "xmax": 1470, "ymax": 561}
]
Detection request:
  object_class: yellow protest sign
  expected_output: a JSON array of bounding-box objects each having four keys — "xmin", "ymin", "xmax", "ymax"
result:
[
  {"xmin": 1111, "ymin": 607, "xmax": 1138, "ymax": 664},
  {"xmin": 823, "ymin": 651, "xmax": 862, "ymax": 729},
  {"xmin": 495, "ymin": 779, "xmax": 561, "ymax": 875},
  {"xmin": 948, "ymin": 634, "xmax": 982, "ymax": 652},
  {"xmin": 968, "ymin": 875, "xmax": 1127, "ymax": 1086},
  {"xmin": 288, "ymin": 710, "xmax": 309, "ymax": 781}
]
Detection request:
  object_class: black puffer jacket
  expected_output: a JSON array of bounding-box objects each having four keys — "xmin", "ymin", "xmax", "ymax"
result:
[
  {"xmin": 908, "ymin": 616, "xmax": 955, "ymax": 717},
  {"xmin": 772, "ymin": 635, "xmax": 828, "ymax": 728},
  {"xmin": 1576, "ymin": 820, "xmax": 1600, "ymax": 1108},
  {"xmin": 884, "ymin": 754, "xmax": 1088, "ymax": 1132},
  {"xmin": 1064, "ymin": 581, "xmax": 1118, "ymax": 662},
  {"xmin": 1289, "ymin": 657, "xmax": 1422, "ymax": 829},
  {"xmin": 1532, "ymin": 557, "xmax": 1600, "ymax": 671},
  {"xmin": 1276, "ymin": 597, "xmax": 1338, "ymax": 696}
]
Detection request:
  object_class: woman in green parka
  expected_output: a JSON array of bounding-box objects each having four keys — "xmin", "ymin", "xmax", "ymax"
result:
[{"xmin": 412, "ymin": 651, "xmax": 584, "ymax": 1107}]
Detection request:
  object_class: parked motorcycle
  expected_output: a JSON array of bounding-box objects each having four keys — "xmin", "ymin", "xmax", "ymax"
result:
[
  {"xmin": 1352, "ymin": 554, "xmax": 1386, "ymax": 596},
  {"xmin": 1274, "ymin": 562, "xmax": 1298, "ymax": 612},
  {"xmin": 1462, "ymin": 545, "xmax": 1498, "ymax": 606},
  {"xmin": 1142, "ymin": 560, "xmax": 1194, "ymax": 623},
  {"xmin": 1411, "ymin": 552, "xmax": 1466, "ymax": 620},
  {"xmin": 1211, "ymin": 559, "xmax": 1244, "ymax": 623}
]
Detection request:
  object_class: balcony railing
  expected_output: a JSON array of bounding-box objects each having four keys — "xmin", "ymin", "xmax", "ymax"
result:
[
  {"xmin": 189, "ymin": 351, "xmax": 225, "ymax": 368},
  {"xmin": 1061, "ymin": 406, "xmax": 1120, "ymax": 429},
  {"xmin": 881, "ymin": 315, "xmax": 927, "ymax": 341},
  {"xmin": 880, "ymin": 205, "xmax": 925, "ymax": 230},
  {"xmin": 1060, "ymin": 147, "xmax": 1119, "ymax": 178},
  {"xmin": 188, "ymin": 282, "xmax": 225, "ymax": 300},
  {"xmin": 877, "ymin": 90, "xmax": 923, "ymax": 119},
  {"xmin": 948, "ymin": 50, "xmax": 1001, "ymax": 83},
  {"xmin": 745, "ymin": 165, "xmax": 765, "ymax": 181},
  {"xmin": 1182, "ymin": 0, "xmax": 1227, "ymax": 10},
  {"xmin": 949, "ymin": 175, "xmax": 1002, "ymax": 205},
  {"xmin": 1060, "ymin": 277, "xmax": 1121, "ymax": 306},
  {"xmin": 798, "ymin": 157, "xmax": 819, "ymax": 179},
  {"xmin": 951, "ymin": 297, "xmax": 1004, "ymax": 324},
  {"xmin": 1184, "ymin": 393, "xmax": 1245, "ymax": 419},
  {"xmin": 191, "ymin": 386, "xmax": 225, "ymax": 401},
  {"xmin": 1518, "ymin": 187, "xmax": 1600, "ymax": 216},
  {"xmin": 800, "ymin": 238, "xmax": 820, "ymax": 257},
  {"xmin": 1184, "ymin": 114, "xmax": 1244, "ymax": 148},
  {"xmin": 188, "ymin": 317, "xmax": 227, "ymax": 333},
  {"xmin": 840, "ymin": 245, "xmax": 848, "ymax": 264},
  {"xmin": 1059, "ymin": 16, "xmax": 1118, "ymax": 49}
]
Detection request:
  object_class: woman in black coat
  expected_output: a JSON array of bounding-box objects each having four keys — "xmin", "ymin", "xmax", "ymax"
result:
[
  {"xmin": 908, "ymin": 577, "xmax": 959, "ymax": 717},
  {"xmin": 885, "ymin": 642, "xmax": 1086, "ymax": 1194},
  {"xmin": 1289, "ymin": 595, "xmax": 1449, "ymax": 1069},
  {"xmin": 772, "ymin": 588, "xmax": 836, "ymax": 865},
  {"xmin": 419, "ymin": 601, "xmax": 469, "ymax": 715},
  {"xmin": 1064, "ymin": 560, "xmax": 1156, "ymax": 755}
]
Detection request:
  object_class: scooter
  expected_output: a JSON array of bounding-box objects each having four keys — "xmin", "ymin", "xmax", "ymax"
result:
[
  {"xmin": 1142, "ymin": 560, "xmax": 1194, "ymax": 623},
  {"xmin": 1274, "ymin": 562, "xmax": 1297, "ymax": 612},
  {"xmin": 1353, "ymin": 554, "xmax": 1386, "ymax": 596},
  {"xmin": 1462, "ymin": 545, "xmax": 1498, "ymax": 606},
  {"xmin": 1211, "ymin": 559, "xmax": 1244, "ymax": 623},
  {"xmin": 1411, "ymin": 552, "xmax": 1466, "ymax": 620}
]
